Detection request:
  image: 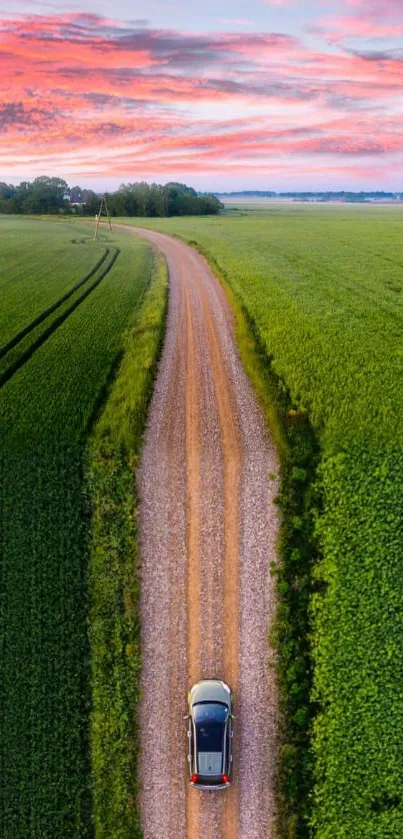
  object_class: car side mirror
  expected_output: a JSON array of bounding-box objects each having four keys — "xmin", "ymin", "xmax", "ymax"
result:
[{"xmin": 231, "ymin": 715, "xmax": 236, "ymax": 720}]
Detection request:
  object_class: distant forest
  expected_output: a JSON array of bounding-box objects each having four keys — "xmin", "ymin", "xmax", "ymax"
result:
[
  {"xmin": 216, "ymin": 190, "xmax": 403, "ymax": 203},
  {"xmin": 0, "ymin": 176, "xmax": 223, "ymax": 216}
]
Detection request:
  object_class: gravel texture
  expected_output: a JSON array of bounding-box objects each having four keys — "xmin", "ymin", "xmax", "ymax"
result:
[{"xmin": 127, "ymin": 227, "xmax": 280, "ymax": 839}]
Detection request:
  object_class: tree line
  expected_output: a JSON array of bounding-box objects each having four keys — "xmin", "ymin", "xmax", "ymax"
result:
[{"xmin": 0, "ymin": 176, "xmax": 223, "ymax": 216}]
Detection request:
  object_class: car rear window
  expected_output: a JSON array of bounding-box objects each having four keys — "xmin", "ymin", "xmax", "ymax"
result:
[{"xmin": 194, "ymin": 703, "xmax": 227, "ymax": 752}]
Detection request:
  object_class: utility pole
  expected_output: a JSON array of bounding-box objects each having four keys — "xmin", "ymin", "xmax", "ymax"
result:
[{"xmin": 94, "ymin": 194, "xmax": 113, "ymax": 241}]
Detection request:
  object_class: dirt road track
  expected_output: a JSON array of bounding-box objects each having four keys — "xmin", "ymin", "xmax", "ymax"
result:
[{"xmin": 125, "ymin": 226, "xmax": 280, "ymax": 839}]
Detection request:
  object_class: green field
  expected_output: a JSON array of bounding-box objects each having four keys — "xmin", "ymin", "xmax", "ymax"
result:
[
  {"xmin": 0, "ymin": 217, "xmax": 166, "ymax": 838},
  {"xmin": 3, "ymin": 207, "xmax": 403, "ymax": 838},
  {"xmin": 0, "ymin": 219, "xmax": 99, "ymax": 347},
  {"xmin": 118, "ymin": 206, "xmax": 403, "ymax": 838}
]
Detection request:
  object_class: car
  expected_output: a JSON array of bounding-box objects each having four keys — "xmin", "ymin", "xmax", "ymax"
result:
[{"xmin": 185, "ymin": 678, "xmax": 234, "ymax": 790}]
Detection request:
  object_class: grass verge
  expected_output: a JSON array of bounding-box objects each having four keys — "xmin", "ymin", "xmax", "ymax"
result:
[{"xmin": 87, "ymin": 251, "xmax": 168, "ymax": 839}]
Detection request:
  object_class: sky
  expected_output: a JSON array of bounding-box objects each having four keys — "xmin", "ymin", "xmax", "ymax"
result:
[{"xmin": 1, "ymin": 0, "xmax": 403, "ymax": 191}]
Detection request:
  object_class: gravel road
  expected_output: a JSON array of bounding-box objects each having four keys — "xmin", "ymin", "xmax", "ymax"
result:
[{"xmin": 126, "ymin": 226, "xmax": 280, "ymax": 839}]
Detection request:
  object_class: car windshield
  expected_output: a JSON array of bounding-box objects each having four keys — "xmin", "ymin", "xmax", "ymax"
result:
[{"xmin": 194, "ymin": 702, "xmax": 227, "ymax": 752}]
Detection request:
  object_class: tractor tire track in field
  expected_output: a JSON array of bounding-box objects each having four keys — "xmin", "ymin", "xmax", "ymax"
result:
[
  {"xmin": 131, "ymin": 225, "xmax": 280, "ymax": 839},
  {"xmin": 0, "ymin": 246, "xmax": 119, "ymax": 389},
  {"xmin": 0, "ymin": 245, "xmax": 110, "ymax": 360}
]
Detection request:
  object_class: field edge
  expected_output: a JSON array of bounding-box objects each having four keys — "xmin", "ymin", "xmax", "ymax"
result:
[{"xmin": 87, "ymin": 249, "xmax": 168, "ymax": 839}]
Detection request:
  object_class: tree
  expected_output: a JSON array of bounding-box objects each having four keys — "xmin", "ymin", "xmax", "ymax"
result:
[
  {"xmin": 81, "ymin": 189, "xmax": 100, "ymax": 215},
  {"xmin": 0, "ymin": 182, "xmax": 17, "ymax": 213},
  {"xmin": 70, "ymin": 185, "xmax": 83, "ymax": 204},
  {"xmin": 22, "ymin": 176, "xmax": 69, "ymax": 214},
  {"xmin": 0, "ymin": 177, "xmax": 223, "ymax": 217}
]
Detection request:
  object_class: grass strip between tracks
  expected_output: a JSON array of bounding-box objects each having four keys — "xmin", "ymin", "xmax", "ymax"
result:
[
  {"xmin": 0, "ymin": 248, "xmax": 109, "ymax": 360},
  {"xmin": 177, "ymin": 237, "xmax": 320, "ymax": 839},
  {"xmin": 87, "ymin": 251, "xmax": 168, "ymax": 839},
  {"xmin": 0, "ymin": 248, "xmax": 119, "ymax": 386}
]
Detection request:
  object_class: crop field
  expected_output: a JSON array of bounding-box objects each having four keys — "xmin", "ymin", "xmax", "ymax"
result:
[
  {"xmin": 119, "ymin": 206, "xmax": 403, "ymax": 838},
  {"xmin": 0, "ymin": 218, "xmax": 99, "ymax": 347},
  {"xmin": 0, "ymin": 217, "xmax": 161, "ymax": 838},
  {"xmin": 3, "ymin": 207, "xmax": 403, "ymax": 839}
]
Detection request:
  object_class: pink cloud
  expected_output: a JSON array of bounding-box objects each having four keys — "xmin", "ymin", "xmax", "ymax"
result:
[
  {"xmin": 320, "ymin": 14, "xmax": 403, "ymax": 39},
  {"xmin": 314, "ymin": 16, "xmax": 403, "ymax": 47},
  {"xmin": 344, "ymin": 0, "xmax": 403, "ymax": 15},
  {"xmin": 0, "ymin": 11, "xmax": 402, "ymax": 185},
  {"xmin": 315, "ymin": 0, "xmax": 403, "ymax": 43}
]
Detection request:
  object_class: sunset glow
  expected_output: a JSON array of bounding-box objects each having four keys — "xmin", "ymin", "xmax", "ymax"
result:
[{"xmin": 1, "ymin": 0, "xmax": 402, "ymax": 190}]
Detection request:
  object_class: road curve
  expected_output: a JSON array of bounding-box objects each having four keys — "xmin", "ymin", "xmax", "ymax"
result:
[{"xmin": 126, "ymin": 226, "xmax": 280, "ymax": 839}]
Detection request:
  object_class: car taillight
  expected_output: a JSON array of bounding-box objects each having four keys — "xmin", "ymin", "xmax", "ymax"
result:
[
  {"xmin": 190, "ymin": 773, "xmax": 198, "ymax": 784},
  {"xmin": 222, "ymin": 774, "xmax": 230, "ymax": 784}
]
